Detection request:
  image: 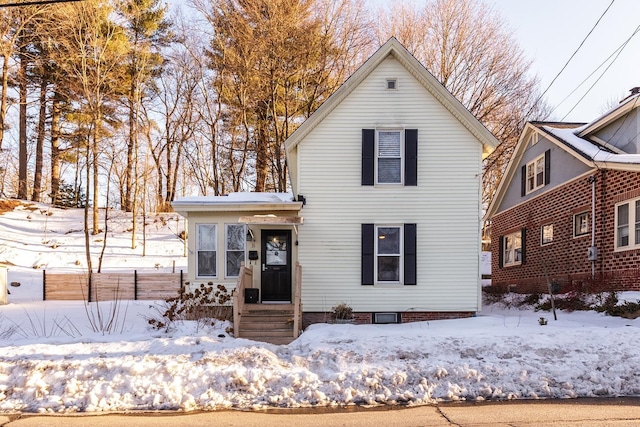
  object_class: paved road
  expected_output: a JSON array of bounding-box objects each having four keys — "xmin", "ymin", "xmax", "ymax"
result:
[{"xmin": 2, "ymin": 398, "xmax": 640, "ymax": 426}]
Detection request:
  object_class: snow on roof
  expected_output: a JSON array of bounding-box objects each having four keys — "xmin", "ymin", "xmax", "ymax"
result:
[
  {"xmin": 543, "ymin": 126, "xmax": 640, "ymax": 165},
  {"xmin": 173, "ymin": 192, "xmax": 296, "ymax": 205}
]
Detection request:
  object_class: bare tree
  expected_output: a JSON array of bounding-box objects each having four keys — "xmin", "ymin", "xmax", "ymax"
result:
[{"xmin": 375, "ymin": 0, "xmax": 549, "ymax": 208}]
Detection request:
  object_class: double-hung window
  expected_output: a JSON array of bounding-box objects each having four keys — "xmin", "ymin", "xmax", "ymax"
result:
[
  {"xmin": 362, "ymin": 129, "xmax": 417, "ymax": 186},
  {"xmin": 541, "ymin": 223, "xmax": 553, "ymax": 245},
  {"xmin": 574, "ymin": 212, "xmax": 590, "ymax": 237},
  {"xmin": 615, "ymin": 197, "xmax": 640, "ymax": 250},
  {"xmin": 361, "ymin": 223, "xmax": 416, "ymax": 286},
  {"xmin": 376, "ymin": 226, "xmax": 402, "ymax": 282},
  {"xmin": 197, "ymin": 224, "xmax": 217, "ymax": 277},
  {"xmin": 225, "ymin": 224, "xmax": 246, "ymax": 277},
  {"xmin": 377, "ymin": 130, "xmax": 402, "ymax": 184},
  {"xmin": 503, "ymin": 231, "xmax": 522, "ymax": 266},
  {"xmin": 521, "ymin": 150, "xmax": 550, "ymax": 196},
  {"xmin": 526, "ymin": 154, "xmax": 545, "ymax": 193}
]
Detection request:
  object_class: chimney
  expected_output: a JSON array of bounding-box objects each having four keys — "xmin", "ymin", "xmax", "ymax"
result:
[{"xmin": 619, "ymin": 87, "xmax": 640, "ymax": 103}]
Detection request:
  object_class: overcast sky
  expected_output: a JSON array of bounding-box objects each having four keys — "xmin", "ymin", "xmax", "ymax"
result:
[{"xmin": 487, "ymin": 0, "xmax": 640, "ymax": 123}]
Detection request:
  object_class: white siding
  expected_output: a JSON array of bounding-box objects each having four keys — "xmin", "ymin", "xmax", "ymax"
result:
[{"xmin": 296, "ymin": 57, "xmax": 482, "ymax": 312}]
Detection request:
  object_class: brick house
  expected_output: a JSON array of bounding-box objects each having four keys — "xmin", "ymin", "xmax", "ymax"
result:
[{"xmin": 486, "ymin": 89, "xmax": 640, "ymax": 293}]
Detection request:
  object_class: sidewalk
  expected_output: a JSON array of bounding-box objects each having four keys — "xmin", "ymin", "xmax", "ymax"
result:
[{"xmin": 3, "ymin": 398, "xmax": 640, "ymax": 427}]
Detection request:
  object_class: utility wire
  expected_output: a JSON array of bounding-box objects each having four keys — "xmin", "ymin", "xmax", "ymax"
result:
[
  {"xmin": 0, "ymin": 0, "xmax": 82, "ymax": 8},
  {"xmin": 537, "ymin": 0, "xmax": 615, "ymax": 107},
  {"xmin": 560, "ymin": 22, "xmax": 640, "ymax": 120}
]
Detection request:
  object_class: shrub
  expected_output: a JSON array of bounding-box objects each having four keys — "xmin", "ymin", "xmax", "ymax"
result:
[
  {"xmin": 331, "ymin": 302, "xmax": 354, "ymax": 320},
  {"xmin": 147, "ymin": 282, "xmax": 232, "ymax": 331}
]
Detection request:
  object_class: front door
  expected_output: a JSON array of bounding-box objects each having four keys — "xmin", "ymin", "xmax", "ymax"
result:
[{"xmin": 261, "ymin": 230, "xmax": 292, "ymax": 302}]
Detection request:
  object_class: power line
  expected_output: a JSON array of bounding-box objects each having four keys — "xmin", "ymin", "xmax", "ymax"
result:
[
  {"xmin": 561, "ymin": 22, "xmax": 640, "ymax": 120},
  {"xmin": 546, "ymin": 23, "xmax": 640, "ymax": 119},
  {"xmin": 0, "ymin": 0, "xmax": 83, "ymax": 8},
  {"xmin": 537, "ymin": 0, "xmax": 615, "ymax": 106}
]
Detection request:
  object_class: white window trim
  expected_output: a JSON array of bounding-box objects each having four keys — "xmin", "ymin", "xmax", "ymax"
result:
[
  {"xmin": 573, "ymin": 211, "xmax": 590, "ymax": 238},
  {"xmin": 375, "ymin": 225, "xmax": 403, "ymax": 285},
  {"xmin": 525, "ymin": 153, "xmax": 545, "ymax": 194},
  {"xmin": 375, "ymin": 129, "xmax": 404, "ymax": 185},
  {"xmin": 503, "ymin": 231, "xmax": 522, "ymax": 267},
  {"xmin": 196, "ymin": 223, "xmax": 217, "ymax": 278},
  {"xmin": 224, "ymin": 223, "xmax": 246, "ymax": 278},
  {"xmin": 615, "ymin": 197, "xmax": 640, "ymax": 251},
  {"xmin": 541, "ymin": 223, "xmax": 554, "ymax": 246}
]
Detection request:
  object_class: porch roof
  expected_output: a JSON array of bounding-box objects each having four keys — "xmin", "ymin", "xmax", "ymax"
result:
[{"xmin": 171, "ymin": 192, "xmax": 303, "ymax": 215}]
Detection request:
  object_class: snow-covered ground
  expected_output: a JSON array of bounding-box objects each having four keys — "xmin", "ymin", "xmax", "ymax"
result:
[{"xmin": 0, "ymin": 201, "xmax": 639, "ymax": 413}]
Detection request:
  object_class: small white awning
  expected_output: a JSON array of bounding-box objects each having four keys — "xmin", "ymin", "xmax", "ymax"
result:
[{"xmin": 238, "ymin": 214, "xmax": 303, "ymax": 225}]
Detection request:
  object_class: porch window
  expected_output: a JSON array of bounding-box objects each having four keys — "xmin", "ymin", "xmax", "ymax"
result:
[
  {"xmin": 615, "ymin": 197, "xmax": 640, "ymax": 250},
  {"xmin": 196, "ymin": 224, "xmax": 217, "ymax": 277},
  {"xmin": 376, "ymin": 226, "xmax": 402, "ymax": 282},
  {"xmin": 574, "ymin": 212, "xmax": 590, "ymax": 237},
  {"xmin": 225, "ymin": 224, "xmax": 245, "ymax": 277}
]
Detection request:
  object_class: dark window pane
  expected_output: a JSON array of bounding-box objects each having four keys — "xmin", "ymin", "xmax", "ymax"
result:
[
  {"xmin": 226, "ymin": 251, "xmax": 244, "ymax": 277},
  {"xmin": 378, "ymin": 227, "xmax": 400, "ymax": 254},
  {"xmin": 378, "ymin": 158, "xmax": 401, "ymax": 183},
  {"xmin": 198, "ymin": 251, "xmax": 216, "ymax": 276},
  {"xmin": 377, "ymin": 256, "xmax": 400, "ymax": 281}
]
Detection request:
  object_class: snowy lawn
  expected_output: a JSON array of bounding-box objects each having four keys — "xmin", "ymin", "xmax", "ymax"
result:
[
  {"xmin": 0, "ymin": 278, "xmax": 639, "ymax": 413},
  {"xmin": 1, "ymin": 202, "xmax": 639, "ymax": 413}
]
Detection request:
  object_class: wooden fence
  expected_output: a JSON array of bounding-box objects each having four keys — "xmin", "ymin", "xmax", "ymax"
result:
[{"xmin": 43, "ymin": 270, "xmax": 184, "ymax": 301}]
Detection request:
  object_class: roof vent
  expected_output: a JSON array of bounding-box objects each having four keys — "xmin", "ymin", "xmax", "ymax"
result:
[{"xmin": 631, "ymin": 87, "xmax": 640, "ymax": 95}]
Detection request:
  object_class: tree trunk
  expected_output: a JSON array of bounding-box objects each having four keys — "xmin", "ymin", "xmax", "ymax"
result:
[
  {"xmin": 31, "ymin": 79, "xmax": 48, "ymax": 202},
  {"xmin": 50, "ymin": 92, "xmax": 62, "ymax": 205},
  {"xmin": 0, "ymin": 53, "xmax": 9, "ymax": 151},
  {"xmin": 92, "ymin": 116, "xmax": 99, "ymax": 235},
  {"xmin": 124, "ymin": 95, "xmax": 135, "ymax": 212},
  {"xmin": 17, "ymin": 43, "xmax": 28, "ymax": 200}
]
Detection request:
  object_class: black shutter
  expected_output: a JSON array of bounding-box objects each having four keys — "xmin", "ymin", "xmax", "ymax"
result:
[
  {"xmin": 361, "ymin": 224, "xmax": 374, "ymax": 285},
  {"xmin": 544, "ymin": 149, "xmax": 551, "ymax": 185},
  {"xmin": 521, "ymin": 165, "xmax": 526, "ymax": 197},
  {"xmin": 521, "ymin": 228, "xmax": 526, "ymax": 265},
  {"xmin": 498, "ymin": 236, "xmax": 504, "ymax": 268},
  {"xmin": 404, "ymin": 224, "xmax": 417, "ymax": 285},
  {"xmin": 362, "ymin": 129, "xmax": 375, "ymax": 186},
  {"xmin": 405, "ymin": 129, "xmax": 418, "ymax": 186}
]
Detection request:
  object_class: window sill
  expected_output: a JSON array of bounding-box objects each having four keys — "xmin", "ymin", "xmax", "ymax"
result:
[
  {"xmin": 613, "ymin": 246, "xmax": 640, "ymax": 253},
  {"xmin": 573, "ymin": 234, "xmax": 590, "ymax": 239},
  {"xmin": 502, "ymin": 262, "xmax": 522, "ymax": 268}
]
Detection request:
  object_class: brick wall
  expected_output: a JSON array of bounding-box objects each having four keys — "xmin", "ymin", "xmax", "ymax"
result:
[
  {"xmin": 302, "ymin": 311, "xmax": 474, "ymax": 328},
  {"xmin": 491, "ymin": 169, "xmax": 640, "ymax": 293}
]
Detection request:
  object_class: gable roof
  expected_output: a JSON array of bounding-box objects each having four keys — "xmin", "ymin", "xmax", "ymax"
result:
[
  {"xmin": 284, "ymin": 37, "xmax": 499, "ymax": 157},
  {"xmin": 485, "ymin": 93, "xmax": 640, "ymax": 219}
]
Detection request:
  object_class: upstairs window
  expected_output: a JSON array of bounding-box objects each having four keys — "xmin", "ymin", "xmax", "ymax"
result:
[
  {"xmin": 521, "ymin": 150, "xmax": 550, "ymax": 196},
  {"xmin": 362, "ymin": 129, "xmax": 417, "ymax": 186},
  {"xmin": 377, "ymin": 130, "xmax": 402, "ymax": 184},
  {"xmin": 526, "ymin": 154, "xmax": 545, "ymax": 193},
  {"xmin": 615, "ymin": 197, "xmax": 640, "ymax": 250},
  {"xmin": 197, "ymin": 224, "xmax": 217, "ymax": 277}
]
